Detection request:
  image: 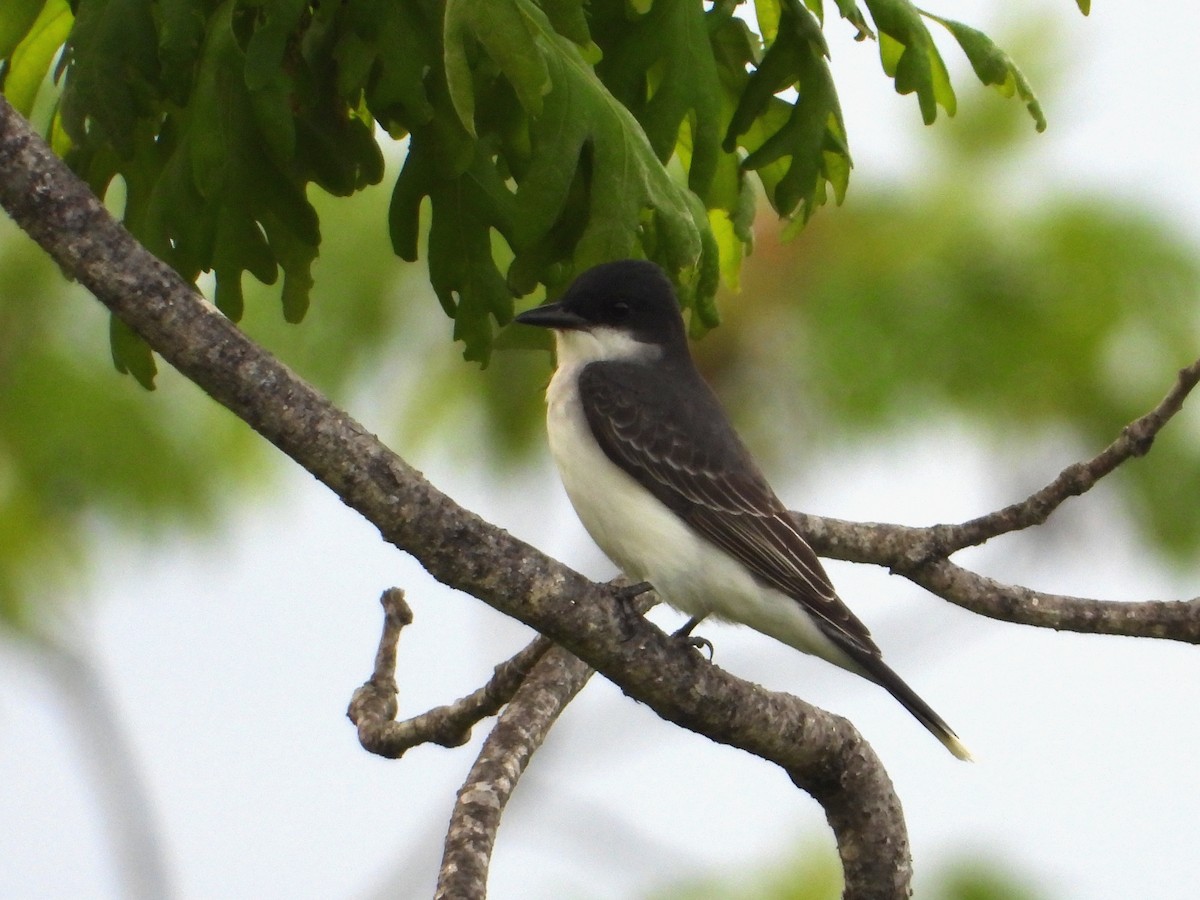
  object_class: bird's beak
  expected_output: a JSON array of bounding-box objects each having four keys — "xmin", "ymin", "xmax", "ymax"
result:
[{"xmin": 514, "ymin": 301, "xmax": 587, "ymax": 331}]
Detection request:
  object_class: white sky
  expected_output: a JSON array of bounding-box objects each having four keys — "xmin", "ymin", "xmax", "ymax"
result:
[{"xmin": 3, "ymin": 2, "xmax": 1200, "ymax": 899}]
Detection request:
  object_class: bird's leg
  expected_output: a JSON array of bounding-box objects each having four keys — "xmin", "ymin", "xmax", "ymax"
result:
[
  {"xmin": 672, "ymin": 615, "xmax": 714, "ymax": 660},
  {"xmin": 611, "ymin": 581, "xmax": 653, "ymax": 640},
  {"xmin": 613, "ymin": 581, "xmax": 654, "ymax": 603}
]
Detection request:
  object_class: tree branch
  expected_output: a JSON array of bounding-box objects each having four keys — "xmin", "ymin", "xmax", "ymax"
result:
[
  {"xmin": 434, "ymin": 645, "xmax": 593, "ymax": 900},
  {"xmin": 792, "ymin": 510, "xmax": 1200, "ymax": 641},
  {"xmin": 790, "ymin": 359, "xmax": 1200, "ymax": 641},
  {"xmin": 348, "ymin": 588, "xmax": 556, "ymax": 757},
  {"xmin": 907, "ymin": 559, "xmax": 1200, "ymax": 639},
  {"xmin": 431, "ymin": 585, "xmax": 660, "ymax": 898},
  {"xmin": 0, "ymin": 96, "xmax": 910, "ymax": 898},
  {"xmin": 939, "ymin": 358, "xmax": 1200, "ymax": 550}
]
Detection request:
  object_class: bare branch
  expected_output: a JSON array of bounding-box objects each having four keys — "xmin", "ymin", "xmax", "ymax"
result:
[
  {"xmin": 434, "ymin": 646, "xmax": 593, "ymax": 900},
  {"xmin": 431, "ymin": 584, "xmax": 660, "ymax": 897},
  {"xmin": 940, "ymin": 358, "xmax": 1200, "ymax": 550},
  {"xmin": 789, "ymin": 358, "xmax": 1200, "ymax": 642},
  {"xmin": 348, "ymin": 589, "xmax": 554, "ymax": 757},
  {"xmin": 907, "ymin": 559, "xmax": 1200, "ymax": 640},
  {"xmin": 792, "ymin": 508, "xmax": 1200, "ymax": 642}
]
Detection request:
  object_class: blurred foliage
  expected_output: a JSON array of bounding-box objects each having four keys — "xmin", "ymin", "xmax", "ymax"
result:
[
  {"xmin": 0, "ymin": 0, "xmax": 1058, "ymax": 373},
  {"xmin": 644, "ymin": 840, "xmax": 1050, "ymax": 899},
  {"xmin": 646, "ymin": 840, "xmax": 842, "ymax": 899},
  {"xmin": 0, "ymin": 169, "xmax": 408, "ymax": 629},
  {"xmin": 934, "ymin": 859, "xmax": 1051, "ymax": 900}
]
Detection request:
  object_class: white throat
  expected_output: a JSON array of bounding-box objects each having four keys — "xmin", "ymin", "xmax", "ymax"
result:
[{"xmin": 552, "ymin": 326, "xmax": 661, "ymax": 368}]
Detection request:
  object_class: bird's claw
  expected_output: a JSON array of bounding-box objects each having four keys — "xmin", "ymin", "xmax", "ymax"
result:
[
  {"xmin": 671, "ymin": 617, "xmax": 714, "ymax": 660},
  {"xmin": 677, "ymin": 633, "xmax": 714, "ymax": 660}
]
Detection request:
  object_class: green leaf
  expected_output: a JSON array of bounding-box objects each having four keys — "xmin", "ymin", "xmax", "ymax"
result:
[
  {"xmin": 338, "ymin": 1, "xmax": 437, "ymax": 133},
  {"xmin": 264, "ymin": 210, "xmax": 316, "ymax": 323},
  {"xmin": 538, "ymin": 0, "xmax": 593, "ymax": 47},
  {"xmin": 2, "ymin": 0, "xmax": 72, "ymax": 117},
  {"xmin": 135, "ymin": 2, "xmax": 321, "ymax": 323},
  {"xmin": 708, "ymin": 207, "xmax": 742, "ymax": 291},
  {"xmin": 444, "ymin": 0, "xmax": 551, "ymax": 135},
  {"xmin": 0, "ymin": 0, "xmax": 47, "ymax": 60},
  {"xmin": 60, "ymin": 0, "xmax": 161, "ymax": 158},
  {"xmin": 755, "ymin": 0, "xmax": 782, "ymax": 45},
  {"xmin": 510, "ymin": 9, "xmax": 707, "ymax": 283},
  {"xmin": 246, "ymin": 71, "xmax": 296, "ymax": 165},
  {"xmin": 725, "ymin": 0, "xmax": 850, "ymax": 222},
  {"xmin": 593, "ymin": 0, "xmax": 725, "ymax": 199},
  {"xmin": 684, "ymin": 191, "xmax": 720, "ymax": 329},
  {"xmin": 109, "ymin": 315, "xmax": 157, "ymax": 390},
  {"xmin": 925, "ymin": 13, "xmax": 1046, "ymax": 132},
  {"xmin": 49, "ymin": 0, "xmax": 398, "ymax": 363},
  {"xmin": 862, "ymin": 0, "xmax": 955, "ymax": 124},
  {"xmin": 827, "ymin": 0, "xmax": 874, "ymax": 40},
  {"xmin": 390, "ymin": 142, "xmax": 516, "ymax": 361},
  {"xmin": 155, "ymin": 0, "xmax": 207, "ymax": 103},
  {"xmin": 397, "ymin": 0, "xmax": 710, "ymax": 362},
  {"xmin": 1075, "ymin": 0, "xmax": 1090, "ymax": 14},
  {"xmin": 243, "ymin": 0, "xmax": 305, "ymax": 92}
]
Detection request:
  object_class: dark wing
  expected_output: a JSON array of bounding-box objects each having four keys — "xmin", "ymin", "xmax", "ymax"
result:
[{"xmin": 578, "ymin": 361, "xmax": 880, "ymax": 659}]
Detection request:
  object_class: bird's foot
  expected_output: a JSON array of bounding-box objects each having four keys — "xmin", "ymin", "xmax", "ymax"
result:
[{"xmin": 672, "ymin": 616, "xmax": 714, "ymax": 660}]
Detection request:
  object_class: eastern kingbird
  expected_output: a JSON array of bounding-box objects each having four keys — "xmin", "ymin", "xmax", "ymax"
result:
[{"xmin": 515, "ymin": 259, "xmax": 971, "ymax": 760}]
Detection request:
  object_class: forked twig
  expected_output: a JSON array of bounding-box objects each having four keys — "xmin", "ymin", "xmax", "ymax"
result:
[
  {"xmin": 791, "ymin": 357, "xmax": 1200, "ymax": 641},
  {"xmin": 348, "ymin": 589, "xmax": 554, "ymax": 758},
  {"xmin": 940, "ymin": 358, "xmax": 1200, "ymax": 551}
]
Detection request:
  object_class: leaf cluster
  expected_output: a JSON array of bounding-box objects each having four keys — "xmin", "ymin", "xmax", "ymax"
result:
[{"xmin": 2, "ymin": 0, "xmax": 1057, "ymax": 377}]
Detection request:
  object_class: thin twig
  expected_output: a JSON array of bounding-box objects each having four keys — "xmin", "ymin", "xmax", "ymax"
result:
[
  {"xmin": 939, "ymin": 358, "xmax": 1200, "ymax": 551},
  {"xmin": 806, "ymin": 357, "xmax": 1200, "ymax": 571},
  {"xmin": 348, "ymin": 589, "xmax": 554, "ymax": 757},
  {"xmin": 787, "ymin": 358, "xmax": 1200, "ymax": 640},
  {"xmin": 909, "ymin": 559, "xmax": 1200, "ymax": 639}
]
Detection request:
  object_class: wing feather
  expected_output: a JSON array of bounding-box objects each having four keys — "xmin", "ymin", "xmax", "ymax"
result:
[{"xmin": 578, "ymin": 361, "xmax": 879, "ymax": 658}]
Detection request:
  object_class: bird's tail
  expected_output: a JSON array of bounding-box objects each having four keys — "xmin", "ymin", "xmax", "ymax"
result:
[{"xmin": 850, "ymin": 650, "xmax": 973, "ymax": 761}]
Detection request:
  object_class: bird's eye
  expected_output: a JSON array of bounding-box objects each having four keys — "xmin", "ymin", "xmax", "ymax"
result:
[{"xmin": 611, "ymin": 300, "xmax": 631, "ymax": 320}]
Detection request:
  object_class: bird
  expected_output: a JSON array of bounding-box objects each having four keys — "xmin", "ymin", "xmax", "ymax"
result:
[{"xmin": 514, "ymin": 259, "xmax": 971, "ymax": 761}]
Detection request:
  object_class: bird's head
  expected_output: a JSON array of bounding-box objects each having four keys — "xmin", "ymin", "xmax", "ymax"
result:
[{"xmin": 515, "ymin": 260, "xmax": 689, "ymax": 364}]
